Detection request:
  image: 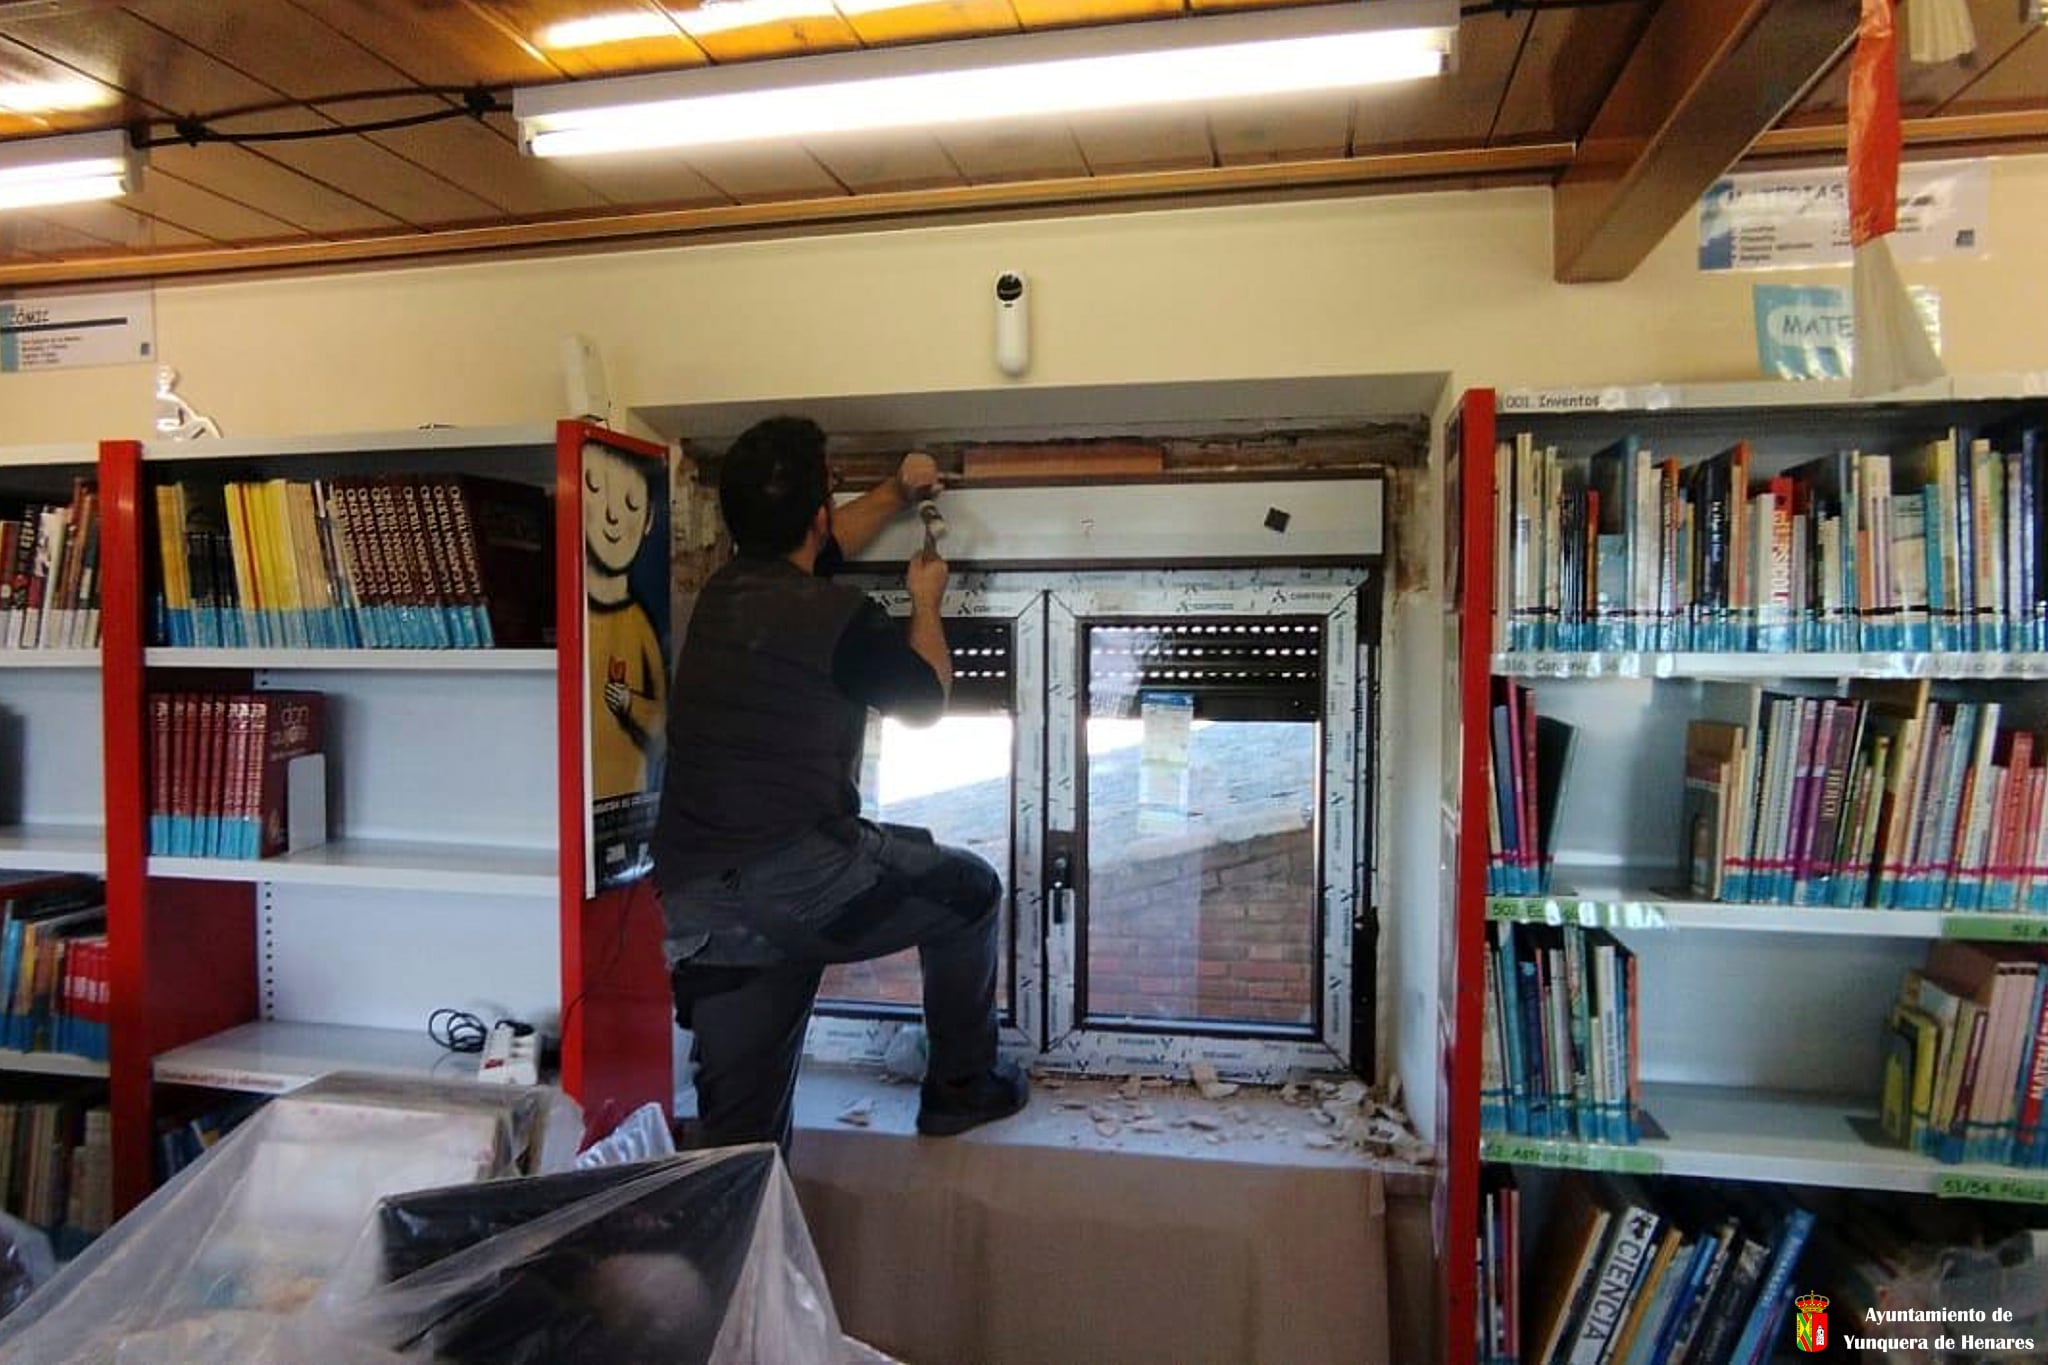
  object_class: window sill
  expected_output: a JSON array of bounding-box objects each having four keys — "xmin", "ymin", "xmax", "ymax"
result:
[{"xmin": 788, "ymin": 1063, "xmax": 1433, "ymax": 1187}]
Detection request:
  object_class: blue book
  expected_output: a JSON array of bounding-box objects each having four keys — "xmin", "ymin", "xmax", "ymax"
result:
[{"xmin": 1730, "ymin": 1205, "xmax": 1817, "ymax": 1365}]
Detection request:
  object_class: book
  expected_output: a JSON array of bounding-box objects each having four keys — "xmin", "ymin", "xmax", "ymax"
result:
[{"xmin": 148, "ymin": 691, "xmax": 327, "ymax": 861}]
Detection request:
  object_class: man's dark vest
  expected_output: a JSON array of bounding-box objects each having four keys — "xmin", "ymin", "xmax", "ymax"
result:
[{"xmin": 654, "ymin": 555, "xmax": 869, "ymax": 887}]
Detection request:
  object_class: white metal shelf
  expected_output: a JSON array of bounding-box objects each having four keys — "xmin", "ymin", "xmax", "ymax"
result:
[
  {"xmin": 146, "ymin": 647, "xmax": 555, "ymax": 673},
  {"xmin": 0, "ymin": 650, "xmax": 98, "ymax": 670},
  {"xmin": 152, "ymin": 1020, "xmax": 464, "ymax": 1093},
  {"xmin": 1487, "ymin": 870, "xmax": 2040, "ymax": 941},
  {"xmin": 0, "ymin": 444, "xmax": 96, "ymax": 470},
  {"xmin": 0, "ymin": 1049, "xmax": 107, "ymax": 1079},
  {"xmin": 149, "ymin": 838, "xmax": 556, "ymax": 896},
  {"xmin": 137, "ymin": 424, "xmax": 555, "ymax": 464},
  {"xmin": 1482, "ymin": 1083, "xmax": 2048, "ymax": 1201},
  {"xmin": 0, "ymin": 825, "xmax": 106, "ymax": 875},
  {"xmin": 1492, "ymin": 651, "xmax": 2048, "ymax": 681}
]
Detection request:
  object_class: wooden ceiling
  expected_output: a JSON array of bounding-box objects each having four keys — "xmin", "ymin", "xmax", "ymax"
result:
[{"xmin": 0, "ymin": 0, "xmax": 2036, "ymax": 284}]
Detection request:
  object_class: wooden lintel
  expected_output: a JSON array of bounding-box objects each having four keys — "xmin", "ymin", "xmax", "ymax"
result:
[
  {"xmin": 0, "ymin": 141, "xmax": 1575, "ymax": 288},
  {"xmin": 1755, "ymin": 108, "xmax": 2048, "ymax": 156},
  {"xmin": 1553, "ymin": 0, "xmax": 1859, "ymax": 284}
]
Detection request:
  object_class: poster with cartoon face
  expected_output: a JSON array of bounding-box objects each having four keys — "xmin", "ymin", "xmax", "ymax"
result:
[{"xmin": 583, "ymin": 435, "xmax": 670, "ymax": 892}]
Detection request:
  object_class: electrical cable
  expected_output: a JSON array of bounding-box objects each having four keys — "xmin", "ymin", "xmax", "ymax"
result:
[
  {"xmin": 427, "ymin": 1007, "xmax": 490, "ymax": 1054},
  {"xmin": 131, "ymin": 88, "xmax": 507, "ymax": 150}
]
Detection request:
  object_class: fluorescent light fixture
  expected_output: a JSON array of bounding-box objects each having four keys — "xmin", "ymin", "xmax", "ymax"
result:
[
  {"xmin": 0, "ymin": 129, "xmax": 139, "ymax": 211},
  {"xmin": 516, "ymin": 0, "xmax": 1457, "ymax": 158}
]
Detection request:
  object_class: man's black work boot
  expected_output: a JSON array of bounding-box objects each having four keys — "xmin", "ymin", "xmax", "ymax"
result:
[{"xmin": 916, "ymin": 1058, "xmax": 1030, "ymax": 1137}]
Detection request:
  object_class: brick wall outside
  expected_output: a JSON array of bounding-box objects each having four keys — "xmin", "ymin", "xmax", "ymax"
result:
[{"xmin": 820, "ymin": 725, "xmax": 1318, "ymax": 1025}]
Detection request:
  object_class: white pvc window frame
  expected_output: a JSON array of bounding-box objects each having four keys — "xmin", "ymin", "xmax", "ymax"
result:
[{"xmin": 807, "ymin": 568, "xmax": 1372, "ymax": 1081}]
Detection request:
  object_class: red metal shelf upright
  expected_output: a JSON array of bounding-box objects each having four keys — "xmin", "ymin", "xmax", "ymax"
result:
[
  {"xmin": 1436, "ymin": 389, "xmax": 1496, "ymax": 1365},
  {"xmin": 99, "ymin": 440, "xmax": 260, "ymax": 1213},
  {"xmin": 553, "ymin": 420, "xmax": 674, "ymax": 1142}
]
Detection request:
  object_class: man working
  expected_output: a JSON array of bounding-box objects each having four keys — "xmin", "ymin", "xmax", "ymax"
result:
[{"xmin": 654, "ymin": 415, "xmax": 1028, "ymax": 1150}]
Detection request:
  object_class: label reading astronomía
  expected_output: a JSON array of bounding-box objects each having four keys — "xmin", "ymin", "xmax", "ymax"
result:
[{"xmin": 1481, "ymin": 1135, "xmax": 1661, "ymax": 1175}]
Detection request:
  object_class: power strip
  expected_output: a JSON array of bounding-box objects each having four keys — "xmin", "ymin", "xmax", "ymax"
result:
[{"xmin": 477, "ymin": 1021, "xmax": 540, "ymax": 1087}]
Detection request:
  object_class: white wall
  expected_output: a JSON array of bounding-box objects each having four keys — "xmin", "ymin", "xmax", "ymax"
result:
[{"xmin": 8, "ymin": 155, "xmax": 2043, "ymax": 1125}]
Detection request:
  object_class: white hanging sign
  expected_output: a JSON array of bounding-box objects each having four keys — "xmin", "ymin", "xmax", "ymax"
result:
[
  {"xmin": 1698, "ymin": 159, "xmax": 1989, "ymax": 272},
  {"xmin": 0, "ymin": 288, "xmax": 154, "ymax": 372}
]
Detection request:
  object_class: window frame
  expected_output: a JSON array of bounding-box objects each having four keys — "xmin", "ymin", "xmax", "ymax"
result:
[
  {"xmin": 1040, "ymin": 571, "xmax": 1371, "ymax": 1079},
  {"xmin": 804, "ymin": 568, "xmax": 1376, "ymax": 1082}
]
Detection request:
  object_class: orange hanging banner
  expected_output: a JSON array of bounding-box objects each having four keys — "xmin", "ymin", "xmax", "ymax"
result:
[{"xmin": 1847, "ymin": 0, "xmax": 1902, "ymax": 245}]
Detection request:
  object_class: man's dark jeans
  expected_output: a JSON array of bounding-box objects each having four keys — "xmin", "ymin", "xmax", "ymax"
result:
[{"xmin": 664, "ymin": 819, "xmax": 1002, "ymax": 1150}]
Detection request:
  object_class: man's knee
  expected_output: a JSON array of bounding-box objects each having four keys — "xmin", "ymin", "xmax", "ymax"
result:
[{"xmin": 923, "ymin": 847, "xmax": 1002, "ymax": 925}]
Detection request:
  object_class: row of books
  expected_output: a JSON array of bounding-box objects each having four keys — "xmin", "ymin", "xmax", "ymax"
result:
[
  {"xmin": 0, "ymin": 877, "xmax": 108, "ymax": 1063},
  {"xmin": 1683, "ymin": 681, "xmax": 2048, "ymax": 911},
  {"xmin": 151, "ymin": 474, "xmax": 553, "ymax": 650},
  {"xmin": 148, "ymin": 692, "xmax": 326, "ymax": 860},
  {"xmin": 1509, "ymin": 1174, "xmax": 1817, "ymax": 1365},
  {"xmin": 1883, "ymin": 940, "xmax": 2048, "ymax": 1168},
  {"xmin": 156, "ymin": 1094, "xmax": 265, "ymax": 1183},
  {"xmin": 1494, "ymin": 424, "xmax": 2048, "ymax": 655},
  {"xmin": 1480, "ymin": 923, "xmax": 1640, "ymax": 1143},
  {"xmin": 1488, "ymin": 1177, "xmax": 2048, "ymax": 1365},
  {"xmin": 0, "ymin": 485, "xmax": 100, "ymax": 651},
  {"xmin": 0, "ymin": 1089, "xmax": 109, "ymax": 1235},
  {"xmin": 1486, "ymin": 679, "xmax": 1576, "ymax": 895}
]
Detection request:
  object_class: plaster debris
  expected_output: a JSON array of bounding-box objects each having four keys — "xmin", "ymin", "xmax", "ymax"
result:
[
  {"xmin": 1094, "ymin": 1119, "xmax": 1122, "ymax": 1139},
  {"xmin": 1056, "ymin": 1100, "xmax": 1091, "ymax": 1112},
  {"xmin": 1302, "ymin": 1133, "xmax": 1338, "ymax": 1150},
  {"xmin": 836, "ymin": 1100, "xmax": 874, "ymax": 1128},
  {"xmin": 1186, "ymin": 1114, "xmax": 1223, "ymax": 1132},
  {"xmin": 1088, "ymin": 1106, "xmax": 1119, "ymax": 1125},
  {"xmin": 1280, "ymin": 1084, "xmax": 1308, "ymax": 1106},
  {"xmin": 1130, "ymin": 1120, "xmax": 1167, "ymax": 1135},
  {"xmin": 1117, "ymin": 1077, "xmax": 1145, "ymax": 1101},
  {"xmin": 1130, "ymin": 1105, "xmax": 1155, "ymax": 1121},
  {"xmin": 1040, "ymin": 1077, "xmax": 1065, "ymax": 1091},
  {"xmin": 1330, "ymin": 1080, "xmax": 1370, "ymax": 1107},
  {"xmin": 1223, "ymin": 1106, "xmax": 1251, "ymax": 1126},
  {"xmin": 1206, "ymin": 1133, "xmax": 1225, "ymax": 1145},
  {"xmin": 1190, "ymin": 1062, "xmax": 1240, "ymax": 1102},
  {"xmin": 1311, "ymin": 1109, "xmax": 1337, "ymax": 1127}
]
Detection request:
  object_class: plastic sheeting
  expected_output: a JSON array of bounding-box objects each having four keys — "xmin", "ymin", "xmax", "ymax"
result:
[
  {"xmin": 0, "ymin": 1075, "xmax": 886, "ymax": 1365},
  {"xmin": 0, "ymin": 1074, "xmax": 580, "ymax": 1364}
]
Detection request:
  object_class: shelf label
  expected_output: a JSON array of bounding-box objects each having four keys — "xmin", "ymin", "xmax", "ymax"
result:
[
  {"xmin": 1936, "ymin": 1173, "xmax": 2048, "ymax": 1205},
  {"xmin": 1488, "ymin": 898, "xmax": 1669, "ymax": 931},
  {"xmin": 1481, "ymin": 1135, "xmax": 1661, "ymax": 1175},
  {"xmin": 1943, "ymin": 916, "xmax": 2048, "ymax": 945}
]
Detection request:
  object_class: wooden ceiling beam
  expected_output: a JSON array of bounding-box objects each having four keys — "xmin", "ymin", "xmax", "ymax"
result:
[
  {"xmin": 0, "ymin": 141, "xmax": 1574, "ymax": 287},
  {"xmin": 1552, "ymin": 0, "xmax": 1858, "ymax": 283},
  {"xmin": 1754, "ymin": 108, "xmax": 2048, "ymax": 157}
]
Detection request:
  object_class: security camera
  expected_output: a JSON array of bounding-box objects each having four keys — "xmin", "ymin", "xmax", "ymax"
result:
[{"xmin": 994, "ymin": 271, "xmax": 1029, "ymax": 378}]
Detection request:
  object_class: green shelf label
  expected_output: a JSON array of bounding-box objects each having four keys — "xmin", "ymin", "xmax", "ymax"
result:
[
  {"xmin": 1942, "ymin": 916, "xmax": 2048, "ymax": 944},
  {"xmin": 1480, "ymin": 1136, "xmax": 1661, "ymax": 1175},
  {"xmin": 1486, "ymin": 899, "xmax": 1669, "ymax": 931},
  {"xmin": 1936, "ymin": 1172, "xmax": 2048, "ymax": 1205}
]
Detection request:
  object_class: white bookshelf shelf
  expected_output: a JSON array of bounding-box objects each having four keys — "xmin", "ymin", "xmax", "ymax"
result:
[
  {"xmin": 1492, "ymin": 651, "xmax": 2048, "ymax": 682},
  {"xmin": 146, "ymin": 648, "xmax": 554, "ymax": 673},
  {"xmin": 1482, "ymin": 1083, "xmax": 2048, "ymax": 1201},
  {"xmin": 153, "ymin": 1020, "xmax": 463, "ymax": 1093},
  {"xmin": 149, "ymin": 838, "xmax": 556, "ymax": 896},
  {"xmin": 1488, "ymin": 870, "xmax": 2046, "ymax": 941},
  {"xmin": 0, "ymin": 650, "xmax": 98, "ymax": 670},
  {"xmin": 0, "ymin": 825, "xmax": 106, "ymax": 875},
  {"xmin": 0, "ymin": 1048, "xmax": 108, "ymax": 1080}
]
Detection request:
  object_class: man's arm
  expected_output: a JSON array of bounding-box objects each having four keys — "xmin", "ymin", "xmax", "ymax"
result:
[
  {"xmin": 829, "ymin": 452, "xmax": 940, "ymax": 559},
  {"xmin": 906, "ymin": 552, "xmax": 953, "ymax": 699}
]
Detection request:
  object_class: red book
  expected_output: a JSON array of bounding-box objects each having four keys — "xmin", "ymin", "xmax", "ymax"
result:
[
  {"xmin": 250, "ymin": 692, "xmax": 325, "ymax": 859},
  {"xmin": 149, "ymin": 694, "xmax": 172, "ymax": 854},
  {"xmin": 172, "ymin": 694, "xmax": 197, "ymax": 857},
  {"xmin": 194, "ymin": 694, "xmax": 220, "ymax": 860}
]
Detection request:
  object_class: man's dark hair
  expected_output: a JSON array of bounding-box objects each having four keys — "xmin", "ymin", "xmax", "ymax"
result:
[{"xmin": 718, "ymin": 416, "xmax": 829, "ymax": 558}]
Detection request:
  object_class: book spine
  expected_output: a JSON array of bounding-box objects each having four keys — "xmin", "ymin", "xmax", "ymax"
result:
[
  {"xmin": 149, "ymin": 694, "xmax": 170, "ymax": 854},
  {"xmin": 1481, "ymin": 948, "xmax": 1506, "ymax": 1132},
  {"xmin": 1565, "ymin": 1206, "xmax": 1657, "ymax": 1365},
  {"xmin": 419, "ymin": 477, "xmax": 469, "ymax": 648},
  {"xmin": 171, "ymin": 693, "xmax": 197, "ymax": 858},
  {"xmin": 393, "ymin": 478, "xmax": 447, "ymax": 648},
  {"xmin": 2016, "ymin": 969, "xmax": 2048, "ymax": 1167},
  {"xmin": 194, "ymin": 693, "xmax": 219, "ymax": 859},
  {"xmin": 316, "ymin": 482, "xmax": 361, "ymax": 649},
  {"xmin": 370, "ymin": 479, "xmax": 415, "ymax": 646},
  {"xmin": 1729, "ymin": 1209, "xmax": 1817, "ymax": 1365}
]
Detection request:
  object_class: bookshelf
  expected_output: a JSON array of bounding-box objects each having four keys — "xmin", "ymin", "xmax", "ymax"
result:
[
  {"xmin": 1440, "ymin": 382, "xmax": 2048, "ymax": 1365},
  {"xmin": 93, "ymin": 421, "xmax": 675, "ymax": 1211}
]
